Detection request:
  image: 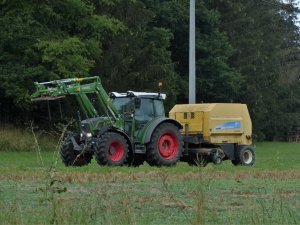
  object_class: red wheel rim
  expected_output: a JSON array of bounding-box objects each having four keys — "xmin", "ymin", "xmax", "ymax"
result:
[
  {"xmin": 108, "ymin": 140, "xmax": 124, "ymax": 162},
  {"xmin": 158, "ymin": 133, "xmax": 179, "ymax": 160}
]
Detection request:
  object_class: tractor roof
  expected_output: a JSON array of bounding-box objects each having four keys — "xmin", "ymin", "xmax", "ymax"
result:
[{"xmin": 109, "ymin": 91, "xmax": 166, "ymax": 100}]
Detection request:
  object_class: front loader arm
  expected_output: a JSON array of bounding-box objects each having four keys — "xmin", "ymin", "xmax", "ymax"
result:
[{"xmin": 31, "ymin": 76, "xmax": 119, "ymax": 119}]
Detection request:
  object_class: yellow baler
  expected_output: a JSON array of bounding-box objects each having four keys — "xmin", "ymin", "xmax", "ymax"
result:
[{"xmin": 169, "ymin": 103, "xmax": 255, "ymax": 166}]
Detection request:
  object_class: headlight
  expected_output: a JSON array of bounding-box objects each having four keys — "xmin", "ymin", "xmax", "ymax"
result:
[{"xmin": 86, "ymin": 133, "xmax": 92, "ymax": 138}]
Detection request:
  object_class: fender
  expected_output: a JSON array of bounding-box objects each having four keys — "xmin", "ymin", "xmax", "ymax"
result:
[
  {"xmin": 107, "ymin": 128, "xmax": 134, "ymax": 151},
  {"xmin": 142, "ymin": 118, "xmax": 183, "ymax": 144}
]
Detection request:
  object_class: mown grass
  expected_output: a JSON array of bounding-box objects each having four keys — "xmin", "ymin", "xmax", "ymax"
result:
[{"xmin": 0, "ymin": 127, "xmax": 299, "ymax": 224}]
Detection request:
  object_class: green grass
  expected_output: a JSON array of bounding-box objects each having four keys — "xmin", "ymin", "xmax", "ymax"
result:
[
  {"xmin": 0, "ymin": 142, "xmax": 299, "ymax": 224},
  {"xmin": 0, "ymin": 125, "xmax": 57, "ymax": 152}
]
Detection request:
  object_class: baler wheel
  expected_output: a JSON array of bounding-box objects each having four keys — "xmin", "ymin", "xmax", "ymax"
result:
[
  {"xmin": 232, "ymin": 146, "xmax": 255, "ymax": 166},
  {"xmin": 60, "ymin": 133, "xmax": 93, "ymax": 167},
  {"xmin": 95, "ymin": 132, "xmax": 129, "ymax": 166},
  {"xmin": 146, "ymin": 123, "xmax": 183, "ymax": 166}
]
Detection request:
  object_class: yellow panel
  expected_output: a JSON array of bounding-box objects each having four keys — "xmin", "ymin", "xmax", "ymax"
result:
[
  {"xmin": 170, "ymin": 104, "xmax": 216, "ymax": 113},
  {"xmin": 169, "ymin": 103, "xmax": 253, "ymax": 145},
  {"xmin": 174, "ymin": 112, "xmax": 203, "ymax": 134},
  {"xmin": 210, "ymin": 134, "xmax": 241, "ymax": 144},
  {"xmin": 203, "ymin": 112, "xmax": 210, "ymax": 141}
]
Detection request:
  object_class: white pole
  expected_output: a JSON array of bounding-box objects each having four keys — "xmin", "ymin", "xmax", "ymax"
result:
[{"xmin": 189, "ymin": 0, "xmax": 196, "ymax": 104}]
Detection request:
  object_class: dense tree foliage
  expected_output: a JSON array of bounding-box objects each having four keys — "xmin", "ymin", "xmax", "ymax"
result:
[
  {"xmin": 0, "ymin": 0, "xmax": 299, "ymax": 140},
  {"xmin": 209, "ymin": 0, "xmax": 300, "ymax": 139}
]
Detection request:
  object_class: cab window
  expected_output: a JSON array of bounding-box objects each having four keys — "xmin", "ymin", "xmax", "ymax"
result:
[
  {"xmin": 153, "ymin": 100, "xmax": 165, "ymax": 116},
  {"xmin": 111, "ymin": 97, "xmax": 132, "ymax": 113}
]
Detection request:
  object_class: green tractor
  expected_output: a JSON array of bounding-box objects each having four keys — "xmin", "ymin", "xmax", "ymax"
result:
[{"xmin": 31, "ymin": 76, "xmax": 183, "ymax": 167}]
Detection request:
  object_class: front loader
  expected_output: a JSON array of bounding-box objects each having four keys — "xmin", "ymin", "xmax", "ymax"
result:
[{"xmin": 31, "ymin": 76, "xmax": 183, "ymax": 167}]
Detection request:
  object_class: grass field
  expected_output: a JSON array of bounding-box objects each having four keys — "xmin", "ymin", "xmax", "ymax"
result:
[{"xmin": 0, "ymin": 140, "xmax": 299, "ymax": 224}]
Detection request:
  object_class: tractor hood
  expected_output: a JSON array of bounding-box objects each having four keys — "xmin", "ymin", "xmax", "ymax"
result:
[{"xmin": 80, "ymin": 117, "xmax": 110, "ymax": 134}]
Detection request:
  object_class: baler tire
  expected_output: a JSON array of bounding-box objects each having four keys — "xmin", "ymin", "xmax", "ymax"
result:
[
  {"xmin": 146, "ymin": 123, "xmax": 183, "ymax": 167},
  {"xmin": 60, "ymin": 133, "xmax": 93, "ymax": 167},
  {"xmin": 95, "ymin": 132, "xmax": 129, "ymax": 166},
  {"xmin": 233, "ymin": 146, "xmax": 256, "ymax": 166}
]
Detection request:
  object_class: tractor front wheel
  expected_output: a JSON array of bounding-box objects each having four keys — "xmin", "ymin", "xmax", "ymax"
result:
[
  {"xmin": 95, "ymin": 132, "xmax": 129, "ymax": 166},
  {"xmin": 60, "ymin": 133, "xmax": 93, "ymax": 167},
  {"xmin": 146, "ymin": 123, "xmax": 183, "ymax": 166}
]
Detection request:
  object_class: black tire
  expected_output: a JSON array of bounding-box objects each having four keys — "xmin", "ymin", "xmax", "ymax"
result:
[
  {"xmin": 231, "ymin": 160, "xmax": 239, "ymax": 166},
  {"xmin": 146, "ymin": 123, "xmax": 183, "ymax": 166},
  {"xmin": 95, "ymin": 132, "xmax": 129, "ymax": 166},
  {"xmin": 128, "ymin": 154, "xmax": 145, "ymax": 167},
  {"xmin": 60, "ymin": 133, "xmax": 93, "ymax": 167},
  {"xmin": 232, "ymin": 146, "xmax": 255, "ymax": 166}
]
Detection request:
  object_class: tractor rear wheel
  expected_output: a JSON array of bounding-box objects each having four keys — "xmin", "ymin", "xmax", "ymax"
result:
[
  {"xmin": 232, "ymin": 146, "xmax": 255, "ymax": 166},
  {"xmin": 146, "ymin": 123, "xmax": 183, "ymax": 166},
  {"xmin": 95, "ymin": 132, "xmax": 129, "ymax": 166},
  {"xmin": 60, "ymin": 133, "xmax": 93, "ymax": 167}
]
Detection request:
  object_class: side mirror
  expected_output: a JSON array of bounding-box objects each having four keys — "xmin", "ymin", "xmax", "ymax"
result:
[{"xmin": 134, "ymin": 98, "xmax": 141, "ymax": 109}]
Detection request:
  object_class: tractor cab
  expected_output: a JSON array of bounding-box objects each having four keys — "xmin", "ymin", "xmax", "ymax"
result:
[{"xmin": 110, "ymin": 91, "xmax": 166, "ymax": 134}]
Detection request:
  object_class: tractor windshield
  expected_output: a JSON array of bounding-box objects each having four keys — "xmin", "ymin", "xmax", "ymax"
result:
[{"xmin": 111, "ymin": 97, "xmax": 132, "ymax": 113}]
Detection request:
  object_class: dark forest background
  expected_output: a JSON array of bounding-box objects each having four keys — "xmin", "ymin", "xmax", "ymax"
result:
[{"xmin": 0, "ymin": 0, "xmax": 300, "ymax": 140}]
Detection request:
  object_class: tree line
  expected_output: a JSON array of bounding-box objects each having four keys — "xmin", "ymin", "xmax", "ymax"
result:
[{"xmin": 0, "ymin": 0, "xmax": 299, "ymax": 140}]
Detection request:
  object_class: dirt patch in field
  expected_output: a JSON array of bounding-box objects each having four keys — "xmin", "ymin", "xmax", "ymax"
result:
[
  {"xmin": 275, "ymin": 188, "xmax": 300, "ymax": 197},
  {"xmin": 1, "ymin": 170, "xmax": 299, "ymax": 182},
  {"xmin": 230, "ymin": 189, "xmax": 255, "ymax": 196},
  {"xmin": 56, "ymin": 170, "xmax": 300, "ymax": 183}
]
